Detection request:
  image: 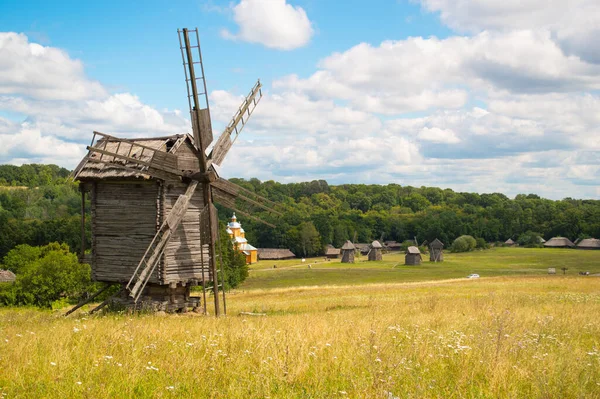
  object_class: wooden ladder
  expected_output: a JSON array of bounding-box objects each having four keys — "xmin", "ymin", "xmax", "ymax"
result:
[{"xmin": 126, "ymin": 181, "xmax": 199, "ymax": 302}]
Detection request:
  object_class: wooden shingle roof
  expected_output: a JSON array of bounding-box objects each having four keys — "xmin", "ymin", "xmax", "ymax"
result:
[
  {"xmin": 257, "ymin": 248, "xmax": 296, "ymax": 260},
  {"xmin": 341, "ymin": 240, "xmax": 355, "ymax": 250},
  {"xmin": 0, "ymin": 269, "xmax": 16, "ymax": 283}
]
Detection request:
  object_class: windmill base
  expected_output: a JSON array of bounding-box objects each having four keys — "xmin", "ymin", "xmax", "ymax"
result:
[{"xmin": 112, "ymin": 283, "xmax": 202, "ymax": 313}]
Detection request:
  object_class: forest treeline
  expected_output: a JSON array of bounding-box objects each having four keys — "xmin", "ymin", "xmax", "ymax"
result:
[{"xmin": 0, "ymin": 164, "xmax": 599, "ymax": 260}]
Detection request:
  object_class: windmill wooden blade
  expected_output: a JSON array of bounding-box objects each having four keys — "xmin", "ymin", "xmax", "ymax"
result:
[
  {"xmin": 178, "ymin": 28, "xmax": 213, "ymax": 154},
  {"xmin": 211, "ymin": 188, "xmax": 276, "ymax": 228},
  {"xmin": 81, "ymin": 131, "xmax": 183, "ymax": 181},
  {"xmin": 208, "ymin": 80, "xmax": 262, "ymax": 166},
  {"xmin": 211, "ymin": 178, "xmax": 281, "ymax": 216}
]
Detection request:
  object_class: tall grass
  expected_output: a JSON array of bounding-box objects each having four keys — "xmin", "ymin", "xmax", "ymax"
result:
[{"xmin": 1, "ymin": 276, "xmax": 599, "ymax": 398}]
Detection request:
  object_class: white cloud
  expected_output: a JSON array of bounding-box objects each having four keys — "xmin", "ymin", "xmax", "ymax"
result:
[
  {"xmin": 418, "ymin": 127, "xmax": 460, "ymax": 143},
  {"xmin": 0, "ymin": 32, "xmax": 106, "ymax": 100},
  {"xmin": 221, "ymin": 0, "xmax": 314, "ymax": 50},
  {"xmin": 274, "ymin": 30, "xmax": 600, "ymax": 118},
  {"xmin": 418, "ymin": 0, "xmax": 600, "ymax": 63},
  {"xmin": 0, "ymin": 32, "xmax": 190, "ymax": 166}
]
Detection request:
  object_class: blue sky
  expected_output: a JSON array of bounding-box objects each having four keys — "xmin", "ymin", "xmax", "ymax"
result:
[{"xmin": 0, "ymin": 0, "xmax": 599, "ymax": 199}]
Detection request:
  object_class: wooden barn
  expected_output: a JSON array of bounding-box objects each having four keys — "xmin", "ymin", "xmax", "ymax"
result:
[
  {"xmin": 75, "ymin": 134, "xmax": 209, "ymax": 311},
  {"xmin": 544, "ymin": 237, "xmax": 575, "ymax": 248},
  {"xmin": 368, "ymin": 240, "xmax": 383, "ymax": 261},
  {"xmin": 429, "ymin": 238, "xmax": 444, "ymax": 262},
  {"xmin": 576, "ymin": 238, "xmax": 600, "ymax": 250},
  {"xmin": 0, "ymin": 270, "xmax": 16, "ymax": 283},
  {"xmin": 325, "ymin": 245, "xmax": 341, "ymax": 259},
  {"xmin": 341, "ymin": 240, "xmax": 355, "ymax": 263},
  {"xmin": 385, "ymin": 241, "xmax": 403, "ymax": 252},
  {"xmin": 258, "ymin": 248, "xmax": 296, "ymax": 260},
  {"xmin": 405, "ymin": 246, "xmax": 422, "ymax": 265}
]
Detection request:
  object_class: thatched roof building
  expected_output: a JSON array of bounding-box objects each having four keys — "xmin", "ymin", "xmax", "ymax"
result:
[
  {"xmin": 405, "ymin": 246, "xmax": 422, "ymax": 265},
  {"xmin": 355, "ymin": 243, "xmax": 370, "ymax": 255},
  {"xmin": 576, "ymin": 238, "xmax": 600, "ymax": 250},
  {"xmin": 341, "ymin": 240, "xmax": 355, "ymax": 263},
  {"xmin": 384, "ymin": 241, "xmax": 403, "ymax": 251},
  {"xmin": 0, "ymin": 270, "xmax": 16, "ymax": 283},
  {"xmin": 257, "ymin": 248, "xmax": 296, "ymax": 260},
  {"xmin": 504, "ymin": 238, "xmax": 516, "ymax": 246},
  {"xmin": 544, "ymin": 237, "xmax": 575, "ymax": 248},
  {"xmin": 325, "ymin": 245, "xmax": 341, "ymax": 259},
  {"xmin": 368, "ymin": 240, "xmax": 383, "ymax": 261},
  {"xmin": 429, "ymin": 238, "xmax": 444, "ymax": 262}
]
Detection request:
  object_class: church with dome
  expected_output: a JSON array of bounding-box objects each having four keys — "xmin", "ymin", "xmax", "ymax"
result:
[{"xmin": 226, "ymin": 213, "xmax": 258, "ymax": 264}]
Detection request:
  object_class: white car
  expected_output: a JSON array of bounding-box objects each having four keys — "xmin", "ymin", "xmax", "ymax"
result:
[{"xmin": 467, "ymin": 274, "xmax": 480, "ymax": 279}]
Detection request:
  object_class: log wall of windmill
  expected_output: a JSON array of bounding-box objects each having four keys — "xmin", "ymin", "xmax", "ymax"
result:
[
  {"xmin": 368, "ymin": 248, "xmax": 382, "ymax": 261},
  {"xmin": 341, "ymin": 249, "xmax": 354, "ymax": 263},
  {"xmin": 161, "ymin": 180, "xmax": 210, "ymax": 283},
  {"xmin": 430, "ymin": 248, "xmax": 444, "ymax": 262},
  {"xmin": 92, "ymin": 181, "xmax": 161, "ymax": 283}
]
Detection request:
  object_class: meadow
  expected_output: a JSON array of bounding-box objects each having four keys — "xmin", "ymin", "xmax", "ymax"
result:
[{"xmin": 1, "ymin": 248, "xmax": 599, "ymax": 398}]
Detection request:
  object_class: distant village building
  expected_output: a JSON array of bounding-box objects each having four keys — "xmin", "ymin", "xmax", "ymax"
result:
[
  {"xmin": 368, "ymin": 240, "xmax": 383, "ymax": 261},
  {"xmin": 544, "ymin": 237, "xmax": 575, "ymax": 248},
  {"xmin": 227, "ymin": 213, "xmax": 258, "ymax": 264},
  {"xmin": 429, "ymin": 238, "xmax": 444, "ymax": 262},
  {"xmin": 504, "ymin": 238, "xmax": 516, "ymax": 246},
  {"xmin": 384, "ymin": 241, "xmax": 403, "ymax": 252},
  {"xmin": 0, "ymin": 269, "xmax": 16, "ymax": 283},
  {"xmin": 341, "ymin": 240, "xmax": 355, "ymax": 263},
  {"xmin": 355, "ymin": 243, "xmax": 371, "ymax": 255},
  {"xmin": 405, "ymin": 246, "xmax": 422, "ymax": 265},
  {"xmin": 576, "ymin": 238, "xmax": 600, "ymax": 250},
  {"xmin": 257, "ymin": 248, "xmax": 296, "ymax": 260},
  {"xmin": 325, "ymin": 245, "xmax": 341, "ymax": 259}
]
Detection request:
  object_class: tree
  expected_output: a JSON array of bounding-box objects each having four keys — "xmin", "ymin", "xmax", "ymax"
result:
[
  {"xmin": 450, "ymin": 235, "xmax": 477, "ymax": 253},
  {"xmin": 218, "ymin": 227, "xmax": 249, "ymax": 289},
  {"xmin": 10, "ymin": 243, "xmax": 91, "ymax": 308}
]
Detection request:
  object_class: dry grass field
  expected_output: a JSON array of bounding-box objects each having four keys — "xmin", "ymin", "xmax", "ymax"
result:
[{"xmin": 1, "ymin": 263, "xmax": 600, "ymax": 397}]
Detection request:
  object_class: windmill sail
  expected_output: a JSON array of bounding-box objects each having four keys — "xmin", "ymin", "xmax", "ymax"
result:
[{"xmin": 208, "ymin": 80, "xmax": 262, "ymax": 166}]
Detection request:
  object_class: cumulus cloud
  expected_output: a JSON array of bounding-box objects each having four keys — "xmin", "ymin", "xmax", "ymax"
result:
[
  {"xmin": 220, "ymin": 0, "xmax": 313, "ymax": 50},
  {"xmin": 0, "ymin": 32, "xmax": 190, "ymax": 166},
  {"xmin": 0, "ymin": 32, "xmax": 106, "ymax": 100},
  {"xmin": 275, "ymin": 30, "xmax": 600, "ymax": 116},
  {"xmin": 418, "ymin": 0, "xmax": 600, "ymax": 64}
]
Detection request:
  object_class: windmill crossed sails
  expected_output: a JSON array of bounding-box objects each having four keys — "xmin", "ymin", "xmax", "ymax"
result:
[{"xmin": 73, "ymin": 28, "xmax": 281, "ymax": 315}]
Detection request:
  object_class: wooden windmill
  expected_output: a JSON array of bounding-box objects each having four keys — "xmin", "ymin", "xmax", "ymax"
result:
[{"xmin": 72, "ymin": 28, "xmax": 280, "ymax": 315}]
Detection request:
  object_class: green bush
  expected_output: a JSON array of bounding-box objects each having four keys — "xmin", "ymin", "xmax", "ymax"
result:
[
  {"xmin": 450, "ymin": 235, "xmax": 477, "ymax": 253},
  {"xmin": 475, "ymin": 237, "xmax": 489, "ymax": 249},
  {"xmin": 1, "ymin": 242, "xmax": 91, "ymax": 308}
]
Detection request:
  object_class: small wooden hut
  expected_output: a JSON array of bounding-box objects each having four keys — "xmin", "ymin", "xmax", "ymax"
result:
[
  {"xmin": 341, "ymin": 240, "xmax": 355, "ymax": 263},
  {"xmin": 544, "ymin": 237, "xmax": 575, "ymax": 248},
  {"xmin": 0, "ymin": 270, "xmax": 16, "ymax": 283},
  {"xmin": 257, "ymin": 248, "xmax": 296, "ymax": 260},
  {"xmin": 405, "ymin": 246, "xmax": 422, "ymax": 265},
  {"xmin": 576, "ymin": 238, "xmax": 600, "ymax": 250},
  {"xmin": 325, "ymin": 245, "xmax": 341, "ymax": 259},
  {"xmin": 504, "ymin": 238, "xmax": 516, "ymax": 247},
  {"xmin": 429, "ymin": 238, "xmax": 444, "ymax": 262},
  {"xmin": 368, "ymin": 240, "xmax": 383, "ymax": 261}
]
